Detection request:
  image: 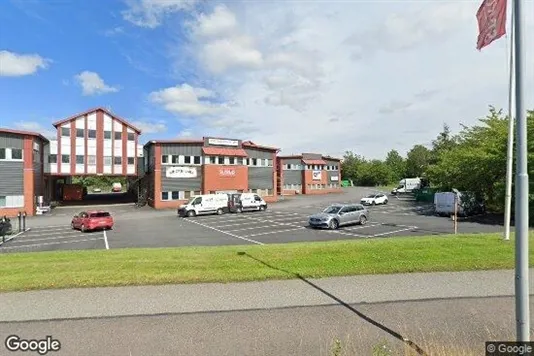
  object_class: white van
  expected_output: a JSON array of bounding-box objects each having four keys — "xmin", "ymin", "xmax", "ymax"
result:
[
  {"xmin": 238, "ymin": 193, "xmax": 267, "ymax": 212},
  {"xmin": 177, "ymin": 194, "xmax": 229, "ymax": 217}
]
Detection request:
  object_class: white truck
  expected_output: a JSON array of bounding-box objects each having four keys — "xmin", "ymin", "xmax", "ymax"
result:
[
  {"xmin": 177, "ymin": 194, "xmax": 229, "ymax": 217},
  {"xmin": 391, "ymin": 177, "xmax": 422, "ymax": 195}
]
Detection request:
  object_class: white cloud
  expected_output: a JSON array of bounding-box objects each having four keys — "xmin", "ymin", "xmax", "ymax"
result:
[
  {"xmin": 0, "ymin": 50, "xmax": 50, "ymax": 76},
  {"xmin": 149, "ymin": 83, "xmax": 227, "ymax": 117},
  {"xmin": 74, "ymin": 71, "xmax": 119, "ymax": 96},
  {"xmin": 122, "ymin": 0, "xmax": 198, "ymax": 28},
  {"xmin": 164, "ymin": 1, "xmax": 533, "ymax": 159},
  {"xmin": 13, "ymin": 121, "xmax": 56, "ymax": 139},
  {"xmin": 130, "ymin": 120, "xmax": 167, "ymax": 134}
]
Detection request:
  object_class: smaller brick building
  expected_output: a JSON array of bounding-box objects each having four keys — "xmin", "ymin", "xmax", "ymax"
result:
[
  {"xmin": 0, "ymin": 129, "xmax": 49, "ymax": 217},
  {"xmin": 142, "ymin": 137, "xmax": 279, "ymax": 209},
  {"xmin": 276, "ymin": 153, "xmax": 342, "ymax": 195}
]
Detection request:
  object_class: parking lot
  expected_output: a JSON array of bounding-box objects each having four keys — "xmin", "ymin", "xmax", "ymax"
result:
[{"xmin": 0, "ymin": 187, "xmax": 505, "ymax": 253}]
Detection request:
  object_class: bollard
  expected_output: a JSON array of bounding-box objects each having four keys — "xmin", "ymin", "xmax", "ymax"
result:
[
  {"xmin": 22, "ymin": 212, "xmax": 27, "ymax": 231},
  {"xmin": 18, "ymin": 212, "xmax": 22, "ymax": 233}
]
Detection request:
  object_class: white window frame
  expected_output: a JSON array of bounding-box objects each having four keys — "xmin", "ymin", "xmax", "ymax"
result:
[
  {"xmin": 0, "ymin": 195, "xmax": 24, "ymax": 208},
  {"xmin": 204, "ymin": 156, "xmax": 211, "ymax": 164},
  {"xmin": 0, "ymin": 148, "xmax": 24, "ymax": 162}
]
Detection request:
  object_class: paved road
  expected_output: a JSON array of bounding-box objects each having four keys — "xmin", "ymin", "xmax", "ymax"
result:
[
  {"xmin": 1, "ymin": 269, "xmax": 533, "ymax": 355},
  {"xmin": 1, "ymin": 296, "xmax": 527, "ymax": 356}
]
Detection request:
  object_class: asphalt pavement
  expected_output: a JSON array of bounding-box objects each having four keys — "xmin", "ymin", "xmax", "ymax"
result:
[{"xmin": 1, "ymin": 269, "xmax": 532, "ymax": 355}]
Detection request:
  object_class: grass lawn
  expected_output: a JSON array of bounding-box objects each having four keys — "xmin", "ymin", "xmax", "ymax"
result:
[{"xmin": 0, "ymin": 232, "xmax": 532, "ymax": 293}]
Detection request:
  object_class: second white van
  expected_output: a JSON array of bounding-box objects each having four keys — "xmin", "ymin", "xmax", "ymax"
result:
[{"xmin": 177, "ymin": 194, "xmax": 229, "ymax": 217}]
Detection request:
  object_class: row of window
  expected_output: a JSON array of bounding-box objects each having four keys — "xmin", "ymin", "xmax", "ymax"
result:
[
  {"xmin": 0, "ymin": 195, "xmax": 24, "ymax": 208},
  {"xmin": 282, "ymin": 184, "xmax": 303, "ymax": 190},
  {"xmin": 161, "ymin": 189, "xmax": 274, "ymax": 201},
  {"xmin": 0, "ymin": 148, "xmax": 23, "ymax": 161},
  {"xmin": 60, "ymin": 128, "xmax": 135, "ymax": 141},
  {"xmin": 161, "ymin": 155, "xmax": 274, "ymax": 167},
  {"xmin": 284, "ymin": 164, "xmax": 338, "ymax": 171},
  {"xmin": 48, "ymin": 154, "xmax": 135, "ymax": 165}
]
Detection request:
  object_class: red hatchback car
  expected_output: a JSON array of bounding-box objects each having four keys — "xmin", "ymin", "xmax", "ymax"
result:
[{"xmin": 71, "ymin": 211, "xmax": 114, "ymax": 232}]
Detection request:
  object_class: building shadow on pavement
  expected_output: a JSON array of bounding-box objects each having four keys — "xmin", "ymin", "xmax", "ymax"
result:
[{"xmin": 238, "ymin": 252, "xmax": 428, "ymax": 356}]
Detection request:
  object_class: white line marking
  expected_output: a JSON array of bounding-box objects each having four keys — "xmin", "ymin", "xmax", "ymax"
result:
[
  {"xmin": 343, "ymin": 223, "xmax": 381, "ymax": 231},
  {"xmin": 225, "ymin": 225, "xmax": 285, "ymax": 232},
  {"xmin": 27, "ymin": 224, "xmax": 71, "ymax": 229},
  {"xmin": 0, "ymin": 237, "xmax": 105, "ymax": 250},
  {"xmin": 0, "ymin": 228, "xmax": 30, "ymax": 246},
  {"xmin": 103, "ymin": 230, "xmax": 110, "ymax": 250},
  {"xmin": 7, "ymin": 234, "xmax": 85, "ymax": 244},
  {"xmin": 184, "ymin": 219, "xmax": 265, "ymax": 245},
  {"xmin": 371, "ymin": 227, "xmax": 418, "ymax": 237},
  {"xmin": 17, "ymin": 230, "xmax": 82, "ymax": 238},
  {"xmin": 244, "ymin": 227, "xmax": 305, "ymax": 237},
  {"xmin": 215, "ymin": 221, "xmax": 252, "ymax": 228}
]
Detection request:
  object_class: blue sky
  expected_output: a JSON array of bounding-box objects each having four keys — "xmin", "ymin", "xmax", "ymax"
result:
[{"xmin": 0, "ymin": 0, "xmax": 532, "ymax": 159}]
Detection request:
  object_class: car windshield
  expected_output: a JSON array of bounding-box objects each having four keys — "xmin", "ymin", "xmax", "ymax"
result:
[
  {"xmin": 187, "ymin": 197, "xmax": 198, "ymax": 204},
  {"xmin": 323, "ymin": 206, "xmax": 342, "ymax": 214},
  {"xmin": 366, "ymin": 194, "xmax": 376, "ymax": 198}
]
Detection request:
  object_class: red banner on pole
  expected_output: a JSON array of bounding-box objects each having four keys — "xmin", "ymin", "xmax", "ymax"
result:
[{"xmin": 476, "ymin": 0, "xmax": 508, "ymax": 50}]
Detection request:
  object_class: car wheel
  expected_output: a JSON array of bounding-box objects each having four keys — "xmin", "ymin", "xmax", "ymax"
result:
[
  {"xmin": 372, "ymin": 201, "xmax": 376, "ymax": 206},
  {"xmin": 71, "ymin": 222, "xmax": 75, "ymax": 230},
  {"xmin": 329, "ymin": 219, "xmax": 339, "ymax": 230},
  {"xmin": 259, "ymin": 205, "xmax": 266, "ymax": 211},
  {"xmin": 384, "ymin": 199, "xmax": 388, "ymax": 205},
  {"xmin": 81, "ymin": 224, "xmax": 86, "ymax": 232},
  {"xmin": 359, "ymin": 215, "xmax": 367, "ymax": 225},
  {"xmin": 236, "ymin": 207, "xmax": 242, "ymax": 213},
  {"xmin": 187, "ymin": 210, "xmax": 196, "ymax": 217},
  {"xmin": 217, "ymin": 208, "xmax": 224, "ymax": 215}
]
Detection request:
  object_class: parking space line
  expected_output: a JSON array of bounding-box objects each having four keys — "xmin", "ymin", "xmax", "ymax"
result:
[
  {"xmin": 215, "ymin": 221, "xmax": 254, "ymax": 228},
  {"xmin": 23, "ymin": 227, "xmax": 74, "ymax": 233},
  {"xmin": 371, "ymin": 227, "xmax": 418, "ymax": 237},
  {"xmin": 184, "ymin": 218, "xmax": 265, "ymax": 245},
  {"xmin": 0, "ymin": 237, "xmax": 105, "ymax": 250},
  {"xmin": 7, "ymin": 234, "xmax": 86, "ymax": 244},
  {"xmin": 342, "ymin": 223, "xmax": 382, "ymax": 231},
  {"xmin": 244, "ymin": 227, "xmax": 306, "ymax": 237},
  {"xmin": 17, "ymin": 230, "xmax": 82, "ymax": 237},
  {"xmin": 225, "ymin": 224, "xmax": 286, "ymax": 232},
  {"xmin": 29, "ymin": 224, "xmax": 71, "ymax": 229},
  {"xmin": 104, "ymin": 230, "xmax": 110, "ymax": 250}
]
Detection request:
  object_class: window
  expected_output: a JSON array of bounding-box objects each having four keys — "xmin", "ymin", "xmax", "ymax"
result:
[
  {"xmin": 49, "ymin": 154, "xmax": 57, "ymax": 163},
  {"xmin": 229, "ymin": 157, "xmax": 235, "ymax": 165},
  {"xmin": 114, "ymin": 132, "xmax": 122, "ymax": 140},
  {"xmin": 88, "ymin": 130, "xmax": 97, "ymax": 139},
  {"xmin": 252, "ymin": 158, "xmax": 258, "ymax": 166},
  {"xmin": 61, "ymin": 127, "xmax": 70, "ymax": 136},
  {"xmin": 267, "ymin": 159, "xmax": 273, "ymax": 167},
  {"xmin": 184, "ymin": 156, "xmax": 191, "ymax": 164},
  {"xmin": 127, "ymin": 133, "xmax": 135, "ymax": 141},
  {"xmin": 193, "ymin": 156, "xmax": 201, "ymax": 165},
  {"xmin": 76, "ymin": 155, "xmax": 84, "ymax": 164},
  {"xmin": 218, "ymin": 156, "xmax": 224, "ymax": 165},
  {"xmin": 104, "ymin": 156, "xmax": 112, "ymax": 165},
  {"xmin": 128, "ymin": 157, "xmax": 135, "ymax": 165},
  {"xmin": 88, "ymin": 156, "xmax": 96, "ymax": 165},
  {"xmin": 76, "ymin": 129, "xmax": 84, "ymax": 138},
  {"xmin": 204, "ymin": 156, "xmax": 211, "ymax": 164},
  {"xmin": 171, "ymin": 155, "xmax": 179, "ymax": 164},
  {"xmin": 104, "ymin": 131, "xmax": 111, "ymax": 140},
  {"xmin": 193, "ymin": 191, "xmax": 201, "ymax": 196},
  {"xmin": 172, "ymin": 191, "xmax": 179, "ymax": 200},
  {"xmin": 11, "ymin": 149, "xmax": 22, "ymax": 160},
  {"xmin": 184, "ymin": 191, "xmax": 192, "ymax": 199},
  {"xmin": 114, "ymin": 157, "xmax": 122, "ymax": 165},
  {"xmin": 0, "ymin": 196, "xmax": 5, "ymax": 207},
  {"xmin": 161, "ymin": 192, "xmax": 169, "ymax": 201},
  {"xmin": 162, "ymin": 155, "xmax": 168, "ymax": 164},
  {"xmin": 285, "ymin": 164, "xmax": 290, "ymax": 169},
  {"xmin": 0, "ymin": 148, "xmax": 5, "ymax": 159},
  {"xmin": 242, "ymin": 158, "xmax": 248, "ymax": 165},
  {"xmin": 62, "ymin": 155, "xmax": 70, "ymax": 163},
  {"xmin": 267, "ymin": 189, "xmax": 273, "ymax": 195}
]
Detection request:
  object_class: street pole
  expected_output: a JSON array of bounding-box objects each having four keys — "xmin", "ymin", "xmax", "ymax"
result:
[
  {"xmin": 512, "ymin": 0, "xmax": 529, "ymax": 342},
  {"xmin": 503, "ymin": 4, "xmax": 515, "ymax": 241},
  {"xmin": 454, "ymin": 193, "xmax": 458, "ymax": 235}
]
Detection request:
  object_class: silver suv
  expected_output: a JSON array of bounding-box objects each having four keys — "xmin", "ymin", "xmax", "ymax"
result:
[{"xmin": 308, "ymin": 203, "xmax": 369, "ymax": 230}]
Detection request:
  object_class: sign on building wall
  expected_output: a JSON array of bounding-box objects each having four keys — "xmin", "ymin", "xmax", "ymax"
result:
[
  {"xmin": 166, "ymin": 166, "xmax": 197, "ymax": 178},
  {"xmin": 208, "ymin": 138, "xmax": 239, "ymax": 147},
  {"xmin": 331, "ymin": 176, "xmax": 339, "ymax": 181},
  {"xmin": 312, "ymin": 170, "xmax": 322, "ymax": 180},
  {"xmin": 219, "ymin": 168, "xmax": 236, "ymax": 177}
]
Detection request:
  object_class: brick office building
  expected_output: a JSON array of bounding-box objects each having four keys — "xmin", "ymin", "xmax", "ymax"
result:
[
  {"xmin": 276, "ymin": 153, "xmax": 342, "ymax": 195},
  {"xmin": 0, "ymin": 129, "xmax": 48, "ymax": 217},
  {"xmin": 143, "ymin": 137, "xmax": 279, "ymax": 209}
]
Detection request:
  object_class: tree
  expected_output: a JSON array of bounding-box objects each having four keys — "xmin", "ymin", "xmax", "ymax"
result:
[
  {"xmin": 384, "ymin": 150, "xmax": 406, "ymax": 183},
  {"xmin": 430, "ymin": 123, "xmax": 458, "ymax": 165},
  {"xmin": 341, "ymin": 151, "xmax": 366, "ymax": 181},
  {"xmin": 405, "ymin": 145, "xmax": 432, "ymax": 177}
]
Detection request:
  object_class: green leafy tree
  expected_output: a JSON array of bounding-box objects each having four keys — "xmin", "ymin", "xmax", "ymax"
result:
[
  {"xmin": 384, "ymin": 150, "xmax": 406, "ymax": 183},
  {"xmin": 341, "ymin": 151, "xmax": 366, "ymax": 181},
  {"xmin": 405, "ymin": 145, "xmax": 432, "ymax": 177}
]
